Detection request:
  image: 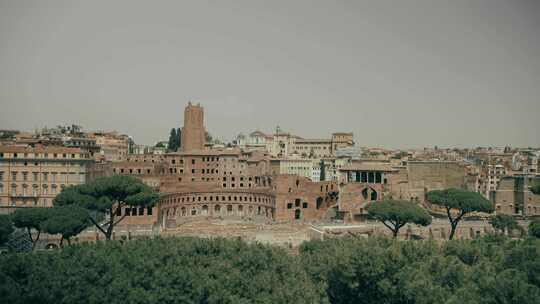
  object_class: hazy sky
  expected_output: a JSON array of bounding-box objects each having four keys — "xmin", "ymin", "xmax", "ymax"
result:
[{"xmin": 1, "ymin": 0, "xmax": 539, "ymax": 148}]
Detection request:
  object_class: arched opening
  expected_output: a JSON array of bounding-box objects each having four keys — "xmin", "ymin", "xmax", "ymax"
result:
[
  {"xmin": 362, "ymin": 188, "xmax": 369, "ymax": 200},
  {"xmin": 227, "ymin": 204, "xmax": 233, "ymax": 215},
  {"xmin": 45, "ymin": 243, "xmax": 58, "ymax": 250},
  {"xmin": 191, "ymin": 207, "xmax": 197, "ymax": 216},
  {"xmin": 295, "ymin": 209, "xmax": 301, "ymax": 219},
  {"xmin": 181, "ymin": 207, "xmax": 186, "ymax": 216},
  {"xmin": 316, "ymin": 197, "xmax": 323, "ymax": 209},
  {"xmin": 215, "ymin": 204, "xmax": 221, "ymax": 214},
  {"xmin": 238, "ymin": 205, "xmax": 244, "ymax": 215},
  {"xmin": 202, "ymin": 205, "xmax": 208, "ymax": 215},
  {"xmin": 370, "ymin": 189, "xmax": 377, "ymax": 201}
]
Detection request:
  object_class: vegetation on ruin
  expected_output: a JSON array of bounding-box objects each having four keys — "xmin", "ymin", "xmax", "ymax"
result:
[
  {"xmin": 427, "ymin": 188, "xmax": 494, "ymax": 240},
  {"xmin": 53, "ymin": 175, "xmax": 159, "ymax": 240},
  {"xmin": 366, "ymin": 199, "xmax": 432, "ymax": 237},
  {"xmin": 1, "ymin": 236, "xmax": 539, "ymax": 304},
  {"xmin": 489, "ymin": 214, "xmax": 521, "ymax": 236},
  {"xmin": 531, "ymin": 182, "xmax": 540, "ymax": 195}
]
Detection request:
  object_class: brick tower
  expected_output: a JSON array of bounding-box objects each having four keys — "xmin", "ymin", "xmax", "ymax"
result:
[{"xmin": 181, "ymin": 102, "xmax": 205, "ymax": 151}]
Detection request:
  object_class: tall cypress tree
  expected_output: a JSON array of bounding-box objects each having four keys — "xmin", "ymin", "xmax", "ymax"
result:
[
  {"xmin": 177, "ymin": 128, "xmax": 182, "ymax": 150},
  {"xmin": 167, "ymin": 128, "xmax": 177, "ymax": 151}
]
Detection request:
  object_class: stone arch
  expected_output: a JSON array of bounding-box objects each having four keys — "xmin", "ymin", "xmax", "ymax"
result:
[
  {"xmin": 215, "ymin": 204, "xmax": 221, "ymax": 214},
  {"xmin": 362, "ymin": 188, "xmax": 369, "ymax": 200},
  {"xmin": 181, "ymin": 207, "xmax": 186, "ymax": 216},
  {"xmin": 45, "ymin": 243, "xmax": 58, "ymax": 250},
  {"xmin": 238, "ymin": 205, "xmax": 244, "ymax": 216},
  {"xmin": 191, "ymin": 207, "xmax": 197, "ymax": 216},
  {"xmin": 202, "ymin": 205, "xmax": 208, "ymax": 215},
  {"xmin": 370, "ymin": 189, "xmax": 377, "ymax": 201},
  {"xmin": 361, "ymin": 187, "xmax": 378, "ymax": 201}
]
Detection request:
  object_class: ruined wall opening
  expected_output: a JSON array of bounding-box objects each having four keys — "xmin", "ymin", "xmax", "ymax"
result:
[{"xmin": 316, "ymin": 197, "xmax": 323, "ymax": 209}]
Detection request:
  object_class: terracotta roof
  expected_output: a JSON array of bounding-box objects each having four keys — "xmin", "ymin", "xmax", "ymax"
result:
[
  {"xmin": 0, "ymin": 145, "xmax": 83, "ymax": 154},
  {"xmin": 178, "ymin": 148, "xmax": 242, "ymax": 156}
]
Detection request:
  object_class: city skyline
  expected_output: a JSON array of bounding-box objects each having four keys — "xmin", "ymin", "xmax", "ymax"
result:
[{"xmin": 1, "ymin": 0, "xmax": 540, "ymax": 148}]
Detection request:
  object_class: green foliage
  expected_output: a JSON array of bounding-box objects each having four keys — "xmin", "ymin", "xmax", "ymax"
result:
[
  {"xmin": 11, "ymin": 208, "xmax": 53, "ymax": 250},
  {"xmin": 529, "ymin": 220, "xmax": 540, "ymax": 238},
  {"xmin": 427, "ymin": 188, "xmax": 494, "ymax": 239},
  {"xmin": 1, "ymin": 236, "xmax": 539, "ymax": 303},
  {"xmin": 531, "ymin": 182, "xmax": 540, "ymax": 195},
  {"xmin": 0, "ymin": 237, "xmax": 320, "ymax": 304},
  {"xmin": 427, "ymin": 188, "xmax": 494, "ymax": 214},
  {"xmin": 41, "ymin": 206, "xmax": 92, "ymax": 246},
  {"xmin": 0, "ymin": 215, "xmax": 13, "ymax": 245},
  {"xmin": 366, "ymin": 200, "xmax": 432, "ymax": 237},
  {"xmin": 299, "ymin": 236, "xmax": 540, "ymax": 304},
  {"xmin": 489, "ymin": 214, "xmax": 520, "ymax": 235},
  {"xmin": 167, "ymin": 128, "xmax": 182, "ymax": 151},
  {"xmin": 54, "ymin": 175, "xmax": 159, "ymax": 240}
]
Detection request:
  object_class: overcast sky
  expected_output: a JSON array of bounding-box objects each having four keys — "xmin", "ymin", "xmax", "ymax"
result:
[{"xmin": 1, "ymin": 0, "xmax": 539, "ymax": 148}]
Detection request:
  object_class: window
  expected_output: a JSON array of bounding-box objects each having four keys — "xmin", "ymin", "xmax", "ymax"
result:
[
  {"xmin": 287, "ymin": 203, "xmax": 293, "ymax": 209},
  {"xmin": 303, "ymin": 202, "xmax": 308, "ymax": 208},
  {"xmin": 295, "ymin": 199, "xmax": 300, "ymax": 207},
  {"xmin": 11, "ymin": 172, "xmax": 17, "ymax": 182}
]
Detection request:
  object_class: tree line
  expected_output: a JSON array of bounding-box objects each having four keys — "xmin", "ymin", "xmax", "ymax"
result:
[{"xmin": 0, "ymin": 235, "xmax": 539, "ymax": 303}]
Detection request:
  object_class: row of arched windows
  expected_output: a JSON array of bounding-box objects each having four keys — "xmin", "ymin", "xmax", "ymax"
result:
[
  {"xmin": 165, "ymin": 204, "xmax": 272, "ymax": 218},
  {"xmin": 162, "ymin": 194, "xmax": 273, "ymax": 205}
]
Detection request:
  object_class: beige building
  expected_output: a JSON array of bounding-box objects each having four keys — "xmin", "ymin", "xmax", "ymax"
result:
[
  {"xmin": 88, "ymin": 131, "xmax": 130, "ymax": 161},
  {"xmin": 270, "ymin": 158, "xmax": 318, "ymax": 181},
  {"xmin": 0, "ymin": 145, "xmax": 93, "ymax": 212},
  {"xmin": 237, "ymin": 128, "xmax": 354, "ymax": 159}
]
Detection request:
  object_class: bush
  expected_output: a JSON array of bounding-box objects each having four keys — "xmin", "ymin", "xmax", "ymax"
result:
[
  {"xmin": 299, "ymin": 236, "xmax": 540, "ymax": 304},
  {"xmin": 2, "ymin": 236, "xmax": 539, "ymax": 304},
  {"xmin": 529, "ymin": 220, "xmax": 540, "ymax": 238},
  {"xmin": 0, "ymin": 237, "xmax": 321, "ymax": 304}
]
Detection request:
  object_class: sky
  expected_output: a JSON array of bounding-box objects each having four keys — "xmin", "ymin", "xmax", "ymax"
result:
[{"xmin": 0, "ymin": 0, "xmax": 539, "ymax": 148}]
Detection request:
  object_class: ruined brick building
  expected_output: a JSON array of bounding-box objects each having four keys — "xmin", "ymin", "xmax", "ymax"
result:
[{"xmin": 114, "ymin": 103, "xmax": 338, "ymax": 229}]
